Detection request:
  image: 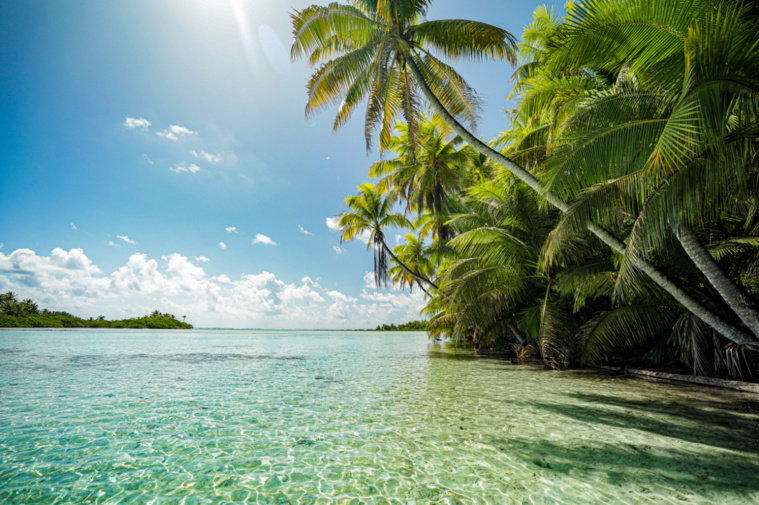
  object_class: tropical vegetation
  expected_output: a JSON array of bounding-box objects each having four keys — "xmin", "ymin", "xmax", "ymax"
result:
[
  {"xmin": 0, "ymin": 292, "xmax": 192, "ymax": 329},
  {"xmin": 375, "ymin": 320, "xmax": 428, "ymax": 331},
  {"xmin": 292, "ymin": 0, "xmax": 759, "ymax": 379}
]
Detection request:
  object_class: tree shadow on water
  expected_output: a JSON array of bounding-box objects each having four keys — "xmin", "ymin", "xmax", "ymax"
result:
[
  {"xmin": 427, "ymin": 342, "xmax": 517, "ymax": 365},
  {"xmin": 535, "ymin": 391, "xmax": 759, "ymax": 454},
  {"xmin": 493, "ymin": 434, "xmax": 759, "ymax": 498},
  {"xmin": 488, "ymin": 392, "xmax": 759, "ymax": 497}
]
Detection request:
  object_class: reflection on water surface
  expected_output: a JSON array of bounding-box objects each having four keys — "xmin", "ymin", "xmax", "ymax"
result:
[{"xmin": 1, "ymin": 329, "xmax": 758, "ymax": 504}]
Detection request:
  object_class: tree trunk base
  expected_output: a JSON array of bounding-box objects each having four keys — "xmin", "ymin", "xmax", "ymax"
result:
[{"xmin": 599, "ymin": 366, "xmax": 759, "ymax": 393}]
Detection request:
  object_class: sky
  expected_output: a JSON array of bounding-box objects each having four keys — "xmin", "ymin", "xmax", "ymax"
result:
[{"xmin": 0, "ymin": 0, "xmax": 544, "ymax": 328}]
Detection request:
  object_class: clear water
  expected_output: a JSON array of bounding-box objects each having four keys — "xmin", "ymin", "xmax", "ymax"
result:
[{"xmin": 1, "ymin": 329, "xmax": 758, "ymax": 504}]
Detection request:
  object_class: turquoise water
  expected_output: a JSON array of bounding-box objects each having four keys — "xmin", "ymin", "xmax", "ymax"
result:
[{"xmin": 1, "ymin": 329, "xmax": 758, "ymax": 504}]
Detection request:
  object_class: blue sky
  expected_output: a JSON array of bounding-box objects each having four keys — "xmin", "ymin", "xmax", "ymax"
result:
[{"xmin": 0, "ymin": 0, "xmax": 543, "ymax": 328}]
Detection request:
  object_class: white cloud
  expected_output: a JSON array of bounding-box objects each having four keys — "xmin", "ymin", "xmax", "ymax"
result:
[
  {"xmin": 252, "ymin": 234, "xmax": 277, "ymax": 246},
  {"xmin": 108, "ymin": 241, "xmax": 119, "ymax": 247},
  {"xmin": 363, "ymin": 270, "xmax": 401, "ymax": 291},
  {"xmin": 157, "ymin": 131, "xmax": 179, "ymax": 141},
  {"xmin": 298, "ymin": 225, "xmax": 312, "ymax": 236},
  {"xmin": 0, "ymin": 243, "xmax": 3, "ymax": 250},
  {"xmin": 116, "ymin": 235, "xmax": 136, "ymax": 245},
  {"xmin": 70, "ymin": 223, "xmax": 77, "ymax": 230},
  {"xmin": 143, "ymin": 154, "xmax": 154, "ymax": 164},
  {"xmin": 194, "ymin": 256, "xmax": 210, "ymax": 263},
  {"xmin": 325, "ymin": 289, "xmax": 356, "ymax": 303},
  {"xmin": 124, "ymin": 116, "xmax": 151, "ymax": 129},
  {"xmin": 326, "ymin": 216, "xmax": 342, "ymax": 231},
  {"xmin": 360, "ymin": 289, "xmax": 421, "ymax": 307},
  {"xmin": 218, "ymin": 242, "xmax": 227, "ymax": 249},
  {"xmin": 0, "ymin": 247, "xmax": 101, "ymax": 279},
  {"xmin": 326, "ymin": 216, "xmax": 370, "ymax": 244},
  {"xmin": 170, "ymin": 162, "xmax": 201, "ymax": 174},
  {"xmin": 50, "ymin": 248, "xmax": 102, "ymax": 274},
  {"xmin": 363, "ymin": 271, "xmax": 375, "ymax": 288},
  {"xmin": 225, "ymin": 227, "xmax": 238, "ymax": 233},
  {"xmin": 170, "ymin": 125, "xmax": 195, "ymax": 136},
  {"xmin": 157, "ymin": 124, "xmax": 196, "ymax": 141},
  {"xmin": 333, "ymin": 245, "xmax": 343, "ymax": 254},
  {"xmin": 0, "ymin": 247, "xmax": 427, "ymax": 328},
  {"xmin": 191, "ymin": 150, "xmax": 223, "ymax": 164}
]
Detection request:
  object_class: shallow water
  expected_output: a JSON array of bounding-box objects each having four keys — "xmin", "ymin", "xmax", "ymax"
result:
[{"xmin": 1, "ymin": 329, "xmax": 758, "ymax": 504}]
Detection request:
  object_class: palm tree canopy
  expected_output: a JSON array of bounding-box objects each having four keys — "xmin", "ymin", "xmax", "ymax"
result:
[
  {"xmin": 291, "ymin": 0, "xmax": 516, "ymax": 152},
  {"xmin": 368, "ymin": 116, "xmax": 471, "ymax": 240},
  {"xmin": 389, "ymin": 232, "xmax": 434, "ymax": 293},
  {"xmin": 338, "ymin": 182, "xmax": 412, "ymax": 286}
]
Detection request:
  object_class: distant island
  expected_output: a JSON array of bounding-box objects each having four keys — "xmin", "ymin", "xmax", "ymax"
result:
[
  {"xmin": 374, "ymin": 320, "xmax": 427, "ymax": 331},
  {"xmin": 0, "ymin": 292, "xmax": 192, "ymax": 329}
]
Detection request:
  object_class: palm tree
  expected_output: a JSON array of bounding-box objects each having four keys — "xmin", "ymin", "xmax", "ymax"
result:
[
  {"xmin": 389, "ymin": 232, "xmax": 434, "ymax": 294},
  {"xmin": 0, "ymin": 292, "xmax": 17, "ymax": 313},
  {"xmin": 526, "ymin": 0, "xmax": 759, "ymax": 342},
  {"xmin": 338, "ymin": 182, "xmax": 438, "ymax": 289},
  {"xmin": 0, "ymin": 292, "xmax": 26, "ymax": 317},
  {"xmin": 291, "ymin": 0, "xmax": 754, "ymax": 345},
  {"xmin": 369, "ymin": 116, "xmax": 470, "ymax": 241},
  {"xmin": 291, "ymin": 0, "xmax": 514, "ymax": 153},
  {"xmin": 21, "ymin": 299, "xmax": 39, "ymax": 315}
]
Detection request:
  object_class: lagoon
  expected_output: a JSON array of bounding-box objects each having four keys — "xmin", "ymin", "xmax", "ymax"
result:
[{"xmin": 1, "ymin": 329, "xmax": 758, "ymax": 504}]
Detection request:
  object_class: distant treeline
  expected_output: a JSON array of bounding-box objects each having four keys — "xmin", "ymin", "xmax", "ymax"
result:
[
  {"xmin": 0, "ymin": 292, "xmax": 192, "ymax": 329},
  {"xmin": 375, "ymin": 320, "xmax": 427, "ymax": 331}
]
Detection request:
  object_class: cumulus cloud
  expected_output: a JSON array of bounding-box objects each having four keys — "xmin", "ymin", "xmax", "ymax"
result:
[
  {"xmin": 252, "ymin": 234, "xmax": 277, "ymax": 246},
  {"xmin": 157, "ymin": 124, "xmax": 196, "ymax": 141},
  {"xmin": 326, "ymin": 216, "xmax": 342, "ymax": 232},
  {"xmin": 70, "ymin": 223, "xmax": 77, "ymax": 230},
  {"xmin": 360, "ymin": 289, "xmax": 420, "ymax": 306},
  {"xmin": 170, "ymin": 162, "xmax": 201, "ymax": 174},
  {"xmin": 333, "ymin": 245, "xmax": 343, "ymax": 254},
  {"xmin": 298, "ymin": 225, "xmax": 312, "ymax": 236},
  {"xmin": 0, "ymin": 247, "xmax": 101, "ymax": 278},
  {"xmin": 326, "ymin": 215, "xmax": 370, "ymax": 244},
  {"xmin": 194, "ymin": 256, "xmax": 210, "ymax": 263},
  {"xmin": 225, "ymin": 227, "xmax": 237, "ymax": 233},
  {"xmin": 116, "ymin": 235, "xmax": 136, "ymax": 245},
  {"xmin": 218, "ymin": 242, "xmax": 227, "ymax": 249},
  {"xmin": 124, "ymin": 116, "xmax": 151, "ymax": 129},
  {"xmin": 108, "ymin": 241, "xmax": 119, "ymax": 247},
  {"xmin": 0, "ymin": 247, "xmax": 427, "ymax": 328}
]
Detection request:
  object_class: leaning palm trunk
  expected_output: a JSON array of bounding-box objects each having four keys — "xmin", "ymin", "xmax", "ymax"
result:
[
  {"xmin": 675, "ymin": 226, "xmax": 759, "ymax": 339},
  {"xmin": 406, "ymin": 59, "xmax": 758, "ymax": 347},
  {"xmin": 382, "ymin": 242, "xmax": 439, "ymax": 291}
]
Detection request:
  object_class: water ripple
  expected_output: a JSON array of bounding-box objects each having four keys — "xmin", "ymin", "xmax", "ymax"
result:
[{"xmin": 0, "ymin": 330, "xmax": 757, "ymax": 504}]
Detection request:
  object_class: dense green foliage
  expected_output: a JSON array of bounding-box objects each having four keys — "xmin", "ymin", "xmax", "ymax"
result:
[
  {"xmin": 295, "ymin": 0, "xmax": 759, "ymax": 379},
  {"xmin": 0, "ymin": 292, "xmax": 192, "ymax": 329},
  {"xmin": 375, "ymin": 320, "xmax": 428, "ymax": 331}
]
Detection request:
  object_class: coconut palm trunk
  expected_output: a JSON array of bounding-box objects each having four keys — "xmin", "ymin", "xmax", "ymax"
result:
[
  {"xmin": 675, "ymin": 226, "xmax": 759, "ymax": 339},
  {"xmin": 405, "ymin": 58, "xmax": 758, "ymax": 347}
]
